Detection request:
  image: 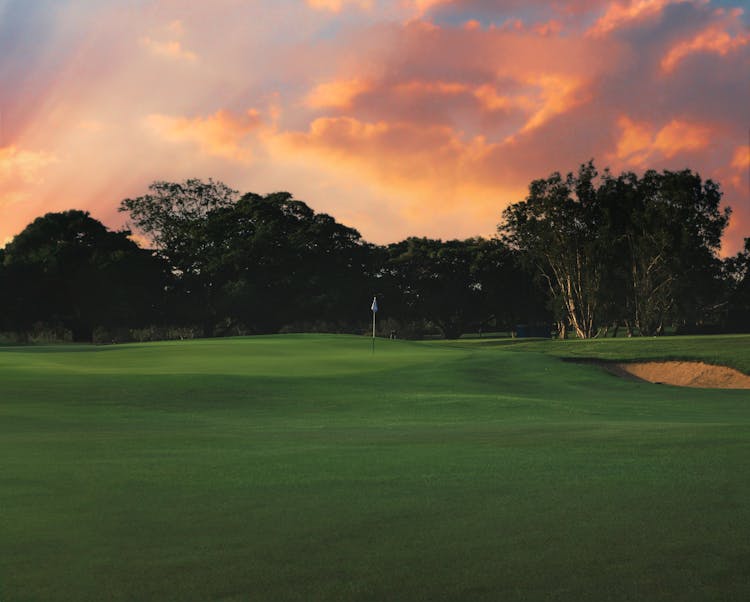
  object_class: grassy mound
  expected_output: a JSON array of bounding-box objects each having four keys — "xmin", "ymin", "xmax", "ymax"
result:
[{"xmin": 2, "ymin": 334, "xmax": 749, "ymax": 601}]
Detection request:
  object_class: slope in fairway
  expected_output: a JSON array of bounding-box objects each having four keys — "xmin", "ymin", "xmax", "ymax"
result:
[{"xmin": 2, "ymin": 334, "xmax": 749, "ymax": 601}]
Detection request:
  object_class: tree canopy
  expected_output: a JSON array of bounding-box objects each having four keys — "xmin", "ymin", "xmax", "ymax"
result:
[
  {"xmin": 500, "ymin": 162, "xmax": 731, "ymax": 338},
  {"xmin": 0, "ymin": 166, "xmax": 742, "ymax": 342},
  {"xmin": 1, "ymin": 210, "xmax": 166, "ymax": 341}
]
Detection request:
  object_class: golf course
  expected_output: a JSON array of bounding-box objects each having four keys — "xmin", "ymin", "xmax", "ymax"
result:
[{"xmin": 2, "ymin": 334, "xmax": 749, "ymax": 601}]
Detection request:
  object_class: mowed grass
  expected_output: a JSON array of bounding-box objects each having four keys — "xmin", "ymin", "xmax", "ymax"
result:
[
  {"xmin": 1, "ymin": 334, "xmax": 750, "ymax": 601},
  {"xmin": 450, "ymin": 333, "xmax": 750, "ymax": 374}
]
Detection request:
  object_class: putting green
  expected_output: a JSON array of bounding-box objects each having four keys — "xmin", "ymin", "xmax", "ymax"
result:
[{"xmin": 1, "ymin": 334, "xmax": 749, "ymax": 601}]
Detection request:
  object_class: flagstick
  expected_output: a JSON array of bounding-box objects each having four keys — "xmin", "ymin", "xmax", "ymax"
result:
[{"xmin": 370, "ymin": 296, "xmax": 378, "ymax": 354}]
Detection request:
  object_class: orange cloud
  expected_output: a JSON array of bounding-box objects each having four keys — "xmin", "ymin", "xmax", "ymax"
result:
[
  {"xmin": 661, "ymin": 24, "xmax": 750, "ymax": 72},
  {"xmin": 140, "ymin": 37, "xmax": 197, "ymax": 62},
  {"xmin": 588, "ymin": 0, "xmax": 679, "ymax": 36},
  {"xmin": 518, "ymin": 74, "xmax": 588, "ymax": 134},
  {"xmin": 282, "ymin": 116, "xmax": 460, "ymax": 168},
  {"xmin": 306, "ymin": 78, "xmax": 372, "ymax": 109},
  {"xmin": 726, "ymin": 144, "xmax": 750, "ymax": 192},
  {"xmin": 728, "ymin": 144, "xmax": 750, "ymax": 192},
  {"xmin": 410, "ymin": 0, "xmax": 451, "ymax": 18},
  {"xmin": 720, "ymin": 144, "xmax": 750, "ymax": 255},
  {"xmin": 394, "ymin": 80, "xmax": 470, "ymax": 96},
  {"xmin": 653, "ymin": 119, "xmax": 712, "ymax": 157},
  {"xmin": 0, "ymin": 146, "xmax": 58, "ymax": 187},
  {"xmin": 144, "ymin": 109, "xmax": 263, "ymax": 162},
  {"xmin": 615, "ymin": 115, "xmax": 712, "ymax": 165},
  {"xmin": 305, "ymin": 0, "xmax": 372, "ymax": 12},
  {"xmin": 615, "ymin": 116, "xmax": 653, "ymax": 165},
  {"xmin": 273, "ymin": 115, "xmax": 523, "ymax": 240},
  {"xmin": 533, "ymin": 20, "xmax": 564, "ymax": 37},
  {"xmin": 1, "ymin": 0, "xmax": 746, "ymax": 255},
  {"xmin": 139, "ymin": 18, "xmax": 197, "ymax": 62},
  {"xmin": 471, "ymin": 77, "xmax": 585, "ymax": 133},
  {"xmin": 277, "ymin": 116, "xmax": 495, "ymax": 197},
  {"xmin": 473, "ymin": 85, "xmax": 520, "ymax": 112},
  {"xmin": 0, "ymin": 146, "xmax": 59, "ymax": 213},
  {"xmin": 731, "ymin": 145, "xmax": 750, "ymax": 170}
]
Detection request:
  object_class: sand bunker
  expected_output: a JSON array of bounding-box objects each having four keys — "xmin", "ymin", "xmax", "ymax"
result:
[{"xmin": 606, "ymin": 361, "xmax": 750, "ymax": 389}]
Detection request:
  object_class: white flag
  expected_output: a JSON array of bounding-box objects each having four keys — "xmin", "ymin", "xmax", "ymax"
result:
[{"xmin": 371, "ymin": 297, "xmax": 378, "ymax": 312}]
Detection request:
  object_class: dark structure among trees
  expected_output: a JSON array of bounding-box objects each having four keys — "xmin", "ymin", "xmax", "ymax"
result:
[{"xmin": 0, "ymin": 164, "xmax": 747, "ymax": 343}]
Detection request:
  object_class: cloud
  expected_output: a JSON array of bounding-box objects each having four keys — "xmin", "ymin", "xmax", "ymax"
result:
[
  {"xmin": 588, "ymin": 0, "xmax": 684, "ymax": 36},
  {"xmin": 270, "ymin": 119, "xmax": 518, "ymax": 242},
  {"xmin": 410, "ymin": 0, "xmax": 453, "ymax": 18},
  {"xmin": 653, "ymin": 119, "xmax": 712, "ymax": 157},
  {"xmin": 0, "ymin": 145, "xmax": 59, "ymax": 219},
  {"xmin": 517, "ymin": 74, "xmax": 589, "ymax": 134},
  {"xmin": 0, "ymin": 0, "xmax": 748, "ymax": 254},
  {"xmin": 279, "ymin": 116, "xmax": 481, "ymax": 183},
  {"xmin": 274, "ymin": 115, "xmax": 506, "ymax": 214},
  {"xmin": 722, "ymin": 145, "xmax": 750, "ymax": 254},
  {"xmin": 533, "ymin": 19, "xmax": 564, "ymax": 36},
  {"xmin": 661, "ymin": 22, "xmax": 750, "ymax": 72},
  {"xmin": 614, "ymin": 116, "xmax": 712, "ymax": 165},
  {"xmin": 144, "ymin": 109, "xmax": 264, "ymax": 162},
  {"xmin": 140, "ymin": 18, "xmax": 198, "ymax": 62},
  {"xmin": 0, "ymin": 145, "xmax": 58, "ymax": 188},
  {"xmin": 727, "ymin": 144, "xmax": 750, "ymax": 201},
  {"xmin": 731, "ymin": 144, "xmax": 750, "ymax": 170},
  {"xmin": 305, "ymin": 0, "xmax": 373, "ymax": 12},
  {"xmin": 305, "ymin": 78, "xmax": 372, "ymax": 109},
  {"xmin": 140, "ymin": 37, "xmax": 197, "ymax": 62},
  {"xmin": 614, "ymin": 116, "xmax": 654, "ymax": 166}
]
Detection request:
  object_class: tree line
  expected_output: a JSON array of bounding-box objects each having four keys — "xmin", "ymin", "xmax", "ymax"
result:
[{"xmin": 1, "ymin": 163, "xmax": 748, "ymax": 343}]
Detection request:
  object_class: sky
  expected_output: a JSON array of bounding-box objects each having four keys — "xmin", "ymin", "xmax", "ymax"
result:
[{"xmin": 0, "ymin": 0, "xmax": 748, "ymax": 253}]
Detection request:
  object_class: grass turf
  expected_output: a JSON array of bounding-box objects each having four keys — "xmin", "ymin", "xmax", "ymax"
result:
[{"xmin": 1, "ymin": 334, "xmax": 749, "ymax": 601}]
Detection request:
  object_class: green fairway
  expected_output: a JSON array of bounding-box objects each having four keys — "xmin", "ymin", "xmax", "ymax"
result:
[{"xmin": 2, "ymin": 334, "xmax": 750, "ymax": 601}]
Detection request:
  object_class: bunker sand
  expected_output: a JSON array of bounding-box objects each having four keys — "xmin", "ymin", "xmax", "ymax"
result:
[{"xmin": 605, "ymin": 361, "xmax": 750, "ymax": 389}]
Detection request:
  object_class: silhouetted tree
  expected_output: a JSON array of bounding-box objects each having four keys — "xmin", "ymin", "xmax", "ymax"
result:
[
  {"xmin": 501, "ymin": 162, "xmax": 607, "ymax": 338},
  {"xmin": 2, "ymin": 211, "xmax": 166, "ymax": 341},
  {"xmin": 611, "ymin": 169, "xmax": 728, "ymax": 335},
  {"xmin": 725, "ymin": 238, "xmax": 750, "ymax": 332},
  {"xmin": 120, "ymin": 182, "xmax": 374, "ymax": 335},
  {"xmin": 500, "ymin": 163, "xmax": 730, "ymax": 337},
  {"xmin": 378, "ymin": 237, "xmax": 538, "ymax": 339},
  {"xmin": 204, "ymin": 192, "xmax": 372, "ymax": 333},
  {"xmin": 119, "ymin": 179, "xmax": 239, "ymax": 335}
]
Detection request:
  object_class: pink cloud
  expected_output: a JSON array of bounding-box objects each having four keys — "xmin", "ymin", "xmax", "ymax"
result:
[
  {"xmin": 533, "ymin": 19, "xmax": 564, "ymax": 36},
  {"xmin": 140, "ymin": 37, "xmax": 198, "ymax": 62},
  {"xmin": 410, "ymin": 0, "xmax": 453, "ymax": 18},
  {"xmin": 0, "ymin": 0, "xmax": 747, "ymax": 254},
  {"xmin": 653, "ymin": 119, "xmax": 713, "ymax": 157},
  {"xmin": 305, "ymin": 0, "xmax": 373, "ymax": 12},
  {"xmin": 731, "ymin": 145, "xmax": 750, "ymax": 170},
  {"xmin": 661, "ymin": 23, "xmax": 750, "ymax": 72},
  {"xmin": 0, "ymin": 145, "xmax": 58, "ymax": 186},
  {"xmin": 614, "ymin": 116, "xmax": 713, "ymax": 165},
  {"xmin": 144, "ymin": 109, "xmax": 264, "ymax": 162},
  {"xmin": 516, "ymin": 74, "xmax": 589, "ymax": 134},
  {"xmin": 305, "ymin": 78, "xmax": 373, "ymax": 109},
  {"xmin": 588, "ymin": 0, "xmax": 684, "ymax": 36}
]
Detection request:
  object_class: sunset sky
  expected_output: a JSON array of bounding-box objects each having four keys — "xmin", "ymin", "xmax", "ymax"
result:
[{"xmin": 1, "ymin": 0, "xmax": 748, "ymax": 253}]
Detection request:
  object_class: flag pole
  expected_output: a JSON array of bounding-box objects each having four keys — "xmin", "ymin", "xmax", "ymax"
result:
[{"xmin": 371, "ymin": 296, "xmax": 378, "ymax": 354}]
